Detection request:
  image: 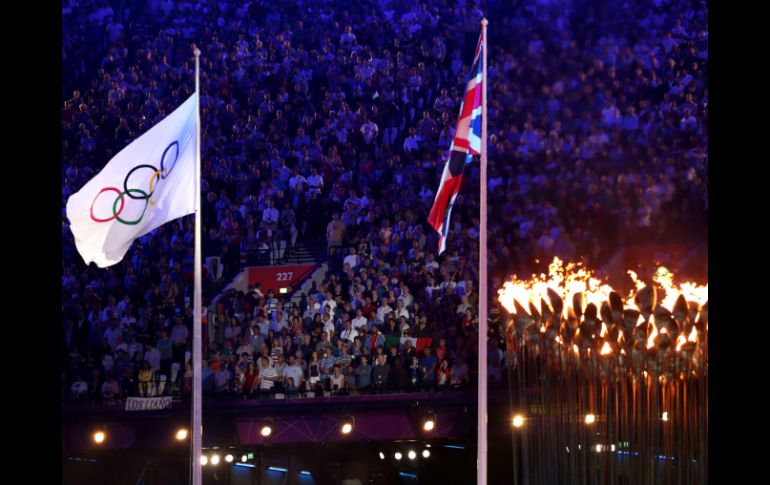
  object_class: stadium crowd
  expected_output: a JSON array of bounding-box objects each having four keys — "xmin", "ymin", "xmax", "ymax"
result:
[{"xmin": 61, "ymin": 0, "xmax": 707, "ymax": 403}]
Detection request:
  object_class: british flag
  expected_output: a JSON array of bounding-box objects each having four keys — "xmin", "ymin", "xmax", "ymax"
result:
[{"xmin": 428, "ymin": 33, "xmax": 483, "ymax": 254}]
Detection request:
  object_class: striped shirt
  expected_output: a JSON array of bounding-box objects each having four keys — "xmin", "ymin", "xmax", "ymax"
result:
[
  {"xmin": 335, "ymin": 354, "xmax": 352, "ymax": 368},
  {"xmin": 259, "ymin": 366, "xmax": 277, "ymax": 390}
]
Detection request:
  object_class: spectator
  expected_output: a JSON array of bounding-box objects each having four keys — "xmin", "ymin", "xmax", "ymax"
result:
[
  {"xmin": 372, "ymin": 354, "xmax": 390, "ymax": 393},
  {"xmin": 354, "ymin": 355, "xmax": 372, "ymax": 393},
  {"xmin": 71, "ymin": 375, "xmax": 88, "ymax": 400},
  {"xmin": 420, "ymin": 346, "xmax": 438, "ymax": 390},
  {"xmin": 284, "ymin": 355, "xmax": 304, "ymax": 393},
  {"xmin": 243, "ymin": 362, "xmax": 259, "ymax": 398},
  {"xmin": 258, "ymin": 356, "xmax": 279, "ymax": 395},
  {"xmin": 101, "ymin": 374, "xmax": 121, "ymax": 401}
]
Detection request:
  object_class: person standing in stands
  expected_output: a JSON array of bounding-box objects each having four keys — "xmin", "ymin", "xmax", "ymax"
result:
[
  {"xmin": 372, "ymin": 353, "xmax": 390, "ymax": 393},
  {"xmin": 354, "ymin": 355, "xmax": 372, "ymax": 393},
  {"xmin": 258, "ymin": 356, "xmax": 278, "ymax": 397},
  {"xmin": 326, "ymin": 213, "xmax": 345, "ymax": 256},
  {"xmin": 419, "ymin": 346, "xmax": 438, "ymax": 391},
  {"xmin": 170, "ymin": 317, "xmax": 189, "ymax": 364}
]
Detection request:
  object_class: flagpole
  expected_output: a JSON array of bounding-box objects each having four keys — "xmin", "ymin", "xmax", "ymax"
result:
[
  {"xmin": 478, "ymin": 17, "xmax": 489, "ymax": 485},
  {"xmin": 192, "ymin": 46, "xmax": 203, "ymax": 485}
]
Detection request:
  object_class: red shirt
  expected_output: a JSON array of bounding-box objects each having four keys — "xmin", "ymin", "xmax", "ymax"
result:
[{"xmin": 244, "ymin": 371, "xmax": 259, "ymax": 391}]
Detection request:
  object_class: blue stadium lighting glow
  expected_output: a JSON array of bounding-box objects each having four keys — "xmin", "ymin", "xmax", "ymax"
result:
[
  {"xmin": 655, "ymin": 455, "xmax": 676, "ymax": 461},
  {"xmin": 615, "ymin": 451, "xmax": 640, "ymax": 457},
  {"xmin": 444, "ymin": 445, "xmax": 465, "ymax": 450},
  {"xmin": 234, "ymin": 463, "xmax": 255, "ymax": 469},
  {"xmin": 399, "ymin": 472, "xmax": 418, "ymax": 479},
  {"xmin": 299, "ymin": 471, "xmax": 312, "ymax": 476},
  {"xmin": 268, "ymin": 466, "xmax": 289, "ymax": 473}
]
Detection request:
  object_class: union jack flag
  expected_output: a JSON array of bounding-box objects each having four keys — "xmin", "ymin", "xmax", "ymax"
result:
[{"xmin": 428, "ymin": 33, "xmax": 483, "ymax": 254}]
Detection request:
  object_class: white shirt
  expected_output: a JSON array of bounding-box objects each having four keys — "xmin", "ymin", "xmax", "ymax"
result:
[
  {"xmin": 262, "ymin": 207, "xmax": 279, "ymax": 224},
  {"xmin": 339, "ymin": 327, "xmax": 359, "ymax": 342},
  {"xmin": 403, "ymin": 135, "xmax": 421, "ymax": 152},
  {"xmin": 323, "ymin": 319, "xmax": 336, "ymax": 339},
  {"xmin": 322, "ymin": 299, "xmax": 337, "ymax": 318},
  {"xmin": 343, "ymin": 254, "xmax": 360, "ymax": 269},
  {"xmin": 236, "ymin": 344, "xmax": 254, "ymax": 356},
  {"xmin": 71, "ymin": 381, "xmax": 88, "ymax": 396},
  {"xmin": 352, "ymin": 316, "xmax": 368, "ymax": 331},
  {"xmin": 307, "ymin": 174, "xmax": 323, "ymax": 194},
  {"xmin": 398, "ymin": 293, "xmax": 414, "ymax": 308},
  {"xmin": 289, "ymin": 175, "xmax": 307, "ymax": 191},
  {"xmin": 361, "ymin": 122, "xmax": 378, "ymax": 144},
  {"xmin": 376, "ymin": 305, "xmax": 393, "ymax": 322}
]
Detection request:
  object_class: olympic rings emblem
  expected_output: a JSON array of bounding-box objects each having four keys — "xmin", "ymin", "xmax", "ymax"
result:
[{"xmin": 90, "ymin": 141, "xmax": 179, "ymax": 225}]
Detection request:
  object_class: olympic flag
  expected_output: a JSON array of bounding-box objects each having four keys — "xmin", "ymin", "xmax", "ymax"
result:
[{"xmin": 66, "ymin": 93, "xmax": 198, "ymax": 267}]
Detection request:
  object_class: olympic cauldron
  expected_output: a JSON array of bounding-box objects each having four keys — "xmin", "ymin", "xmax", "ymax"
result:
[{"xmin": 497, "ymin": 258, "xmax": 707, "ymax": 485}]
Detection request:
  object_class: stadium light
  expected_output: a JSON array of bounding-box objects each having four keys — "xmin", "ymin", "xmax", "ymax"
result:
[
  {"xmin": 260, "ymin": 419, "xmax": 274, "ymax": 438},
  {"xmin": 421, "ymin": 410, "xmax": 437, "ymax": 432},
  {"xmin": 422, "ymin": 449, "xmax": 431, "ymax": 458},
  {"xmin": 93, "ymin": 430, "xmax": 106, "ymax": 444},
  {"xmin": 225, "ymin": 454, "xmax": 233, "ymax": 463},
  {"xmin": 175, "ymin": 428, "xmax": 188, "ymax": 441},
  {"xmin": 340, "ymin": 415, "xmax": 355, "ymax": 435},
  {"xmin": 585, "ymin": 414, "xmax": 596, "ymax": 425},
  {"xmin": 512, "ymin": 414, "xmax": 525, "ymax": 428},
  {"xmin": 394, "ymin": 452, "xmax": 403, "ymax": 460},
  {"xmin": 407, "ymin": 450, "xmax": 417, "ymax": 460}
]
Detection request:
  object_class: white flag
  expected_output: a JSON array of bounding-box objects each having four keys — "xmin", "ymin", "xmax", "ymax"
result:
[{"xmin": 66, "ymin": 93, "xmax": 198, "ymax": 267}]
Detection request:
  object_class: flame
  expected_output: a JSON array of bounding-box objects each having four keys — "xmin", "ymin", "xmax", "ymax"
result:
[
  {"xmin": 497, "ymin": 257, "xmax": 615, "ymax": 318},
  {"xmin": 646, "ymin": 324, "xmax": 658, "ymax": 349},
  {"xmin": 675, "ymin": 334, "xmax": 687, "ymax": 351},
  {"xmin": 499, "ymin": 257, "xmax": 707, "ymax": 321},
  {"xmin": 635, "ymin": 314, "xmax": 645, "ymax": 327},
  {"xmin": 497, "ymin": 258, "xmax": 707, "ymax": 355},
  {"xmin": 653, "ymin": 266, "xmax": 708, "ymax": 310},
  {"xmin": 600, "ymin": 342, "xmax": 612, "ymax": 355},
  {"xmin": 627, "ymin": 270, "xmax": 646, "ymax": 293}
]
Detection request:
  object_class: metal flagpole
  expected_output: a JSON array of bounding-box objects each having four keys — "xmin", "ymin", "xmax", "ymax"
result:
[
  {"xmin": 192, "ymin": 46, "xmax": 203, "ymax": 485},
  {"xmin": 478, "ymin": 17, "xmax": 489, "ymax": 485}
]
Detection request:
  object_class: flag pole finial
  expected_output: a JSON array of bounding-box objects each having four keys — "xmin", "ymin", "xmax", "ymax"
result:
[
  {"xmin": 481, "ymin": 17, "xmax": 488, "ymax": 26},
  {"xmin": 193, "ymin": 45, "xmax": 201, "ymax": 57}
]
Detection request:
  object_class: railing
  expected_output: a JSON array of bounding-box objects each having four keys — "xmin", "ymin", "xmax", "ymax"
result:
[
  {"xmin": 64, "ymin": 375, "xmax": 179, "ymax": 407},
  {"xmin": 62, "ymin": 367, "xmax": 514, "ymax": 408},
  {"xmin": 194, "ymin": 378, "xmax": 475, "ymax": 401}
]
